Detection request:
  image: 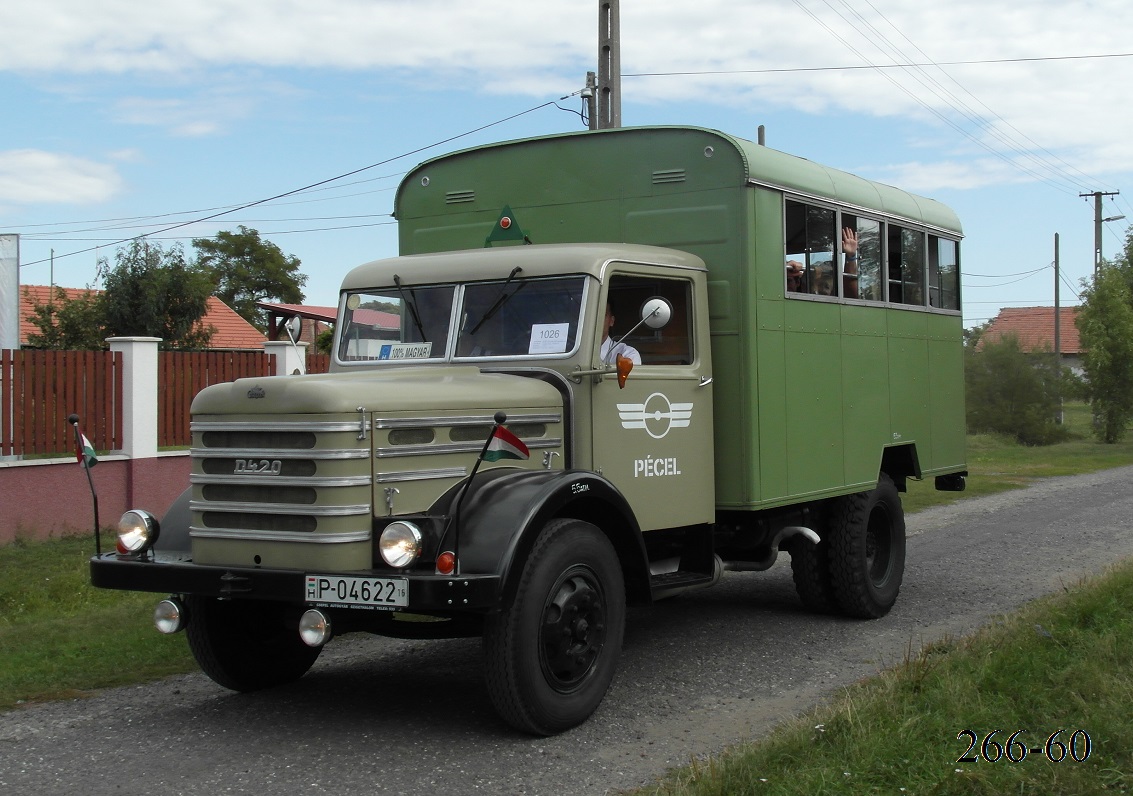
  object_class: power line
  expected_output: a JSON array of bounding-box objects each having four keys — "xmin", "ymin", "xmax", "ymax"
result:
[
  {"xmin": 19, "ymin": 100, "xmax": 561, "ymax": 269},
  {"xmin": 623, "ymin": 51, "xmax": 1133, "ymax": 77}
]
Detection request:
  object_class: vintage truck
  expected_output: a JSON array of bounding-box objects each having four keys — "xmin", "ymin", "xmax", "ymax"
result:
[{"xmin": 91, "ymin": 125, "xmax": 966, "ymax": 735}]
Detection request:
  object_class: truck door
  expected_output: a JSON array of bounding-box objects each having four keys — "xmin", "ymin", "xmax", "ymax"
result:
[{"xmin": 591, "ymin": 273, "xmax": 714, "ymax": 531}]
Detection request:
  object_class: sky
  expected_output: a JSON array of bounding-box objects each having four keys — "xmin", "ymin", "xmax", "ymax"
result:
[{"xmin": 2, "ymin": 0, "xmax": 1132, "ymax": 330}]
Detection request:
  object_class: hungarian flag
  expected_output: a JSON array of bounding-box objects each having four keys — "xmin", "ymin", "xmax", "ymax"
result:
[
  {"xmin": 75, "ymin": 432, "xmax": 98, "ymax": 469},
  {"xmin": 483, "ymin": 425, "xmax": 529, "ymax": 462}
]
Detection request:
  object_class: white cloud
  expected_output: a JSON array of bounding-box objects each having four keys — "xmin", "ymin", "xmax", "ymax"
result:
[
  {"xmin": 2, "ymin": 1, "xmax": 1132, "ymax": 181},
  {"xmin": 0, "ymin": 150, "xmax": 122, "ymax": 204}
]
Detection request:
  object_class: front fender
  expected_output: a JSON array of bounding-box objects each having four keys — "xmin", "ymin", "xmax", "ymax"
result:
[
  {"xmin": 154, "ymin": 487, "xmax": 192, "ymax": 553},
  {"xmin": 432, "ymin": 469, "xmax": 651, "ymax": 605}
]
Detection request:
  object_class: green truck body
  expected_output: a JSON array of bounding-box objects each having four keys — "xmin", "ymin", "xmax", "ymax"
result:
[{"xmin": 91, "ymin": 126, "xmax": 966, "ymax": 735}]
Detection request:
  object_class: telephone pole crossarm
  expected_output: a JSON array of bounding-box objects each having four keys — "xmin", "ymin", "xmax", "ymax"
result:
[{"xmin": 1080, "ymin": 190, "xmax": 1121, "ymax": 273}]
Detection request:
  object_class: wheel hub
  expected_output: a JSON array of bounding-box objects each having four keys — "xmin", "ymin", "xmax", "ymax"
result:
[{"xmin": 540, "ymin": 569, "xmax": 607, "ymax": 691}]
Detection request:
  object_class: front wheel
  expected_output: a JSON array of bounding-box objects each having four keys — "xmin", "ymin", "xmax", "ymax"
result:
[
  {"xmin": 828, "ymin": 473, "xmax": 906, "ymax": 618},
  {"xmin": 184, "ymin": 596, "xmax": 321, "ymax": 692},
  {"xmin": 483, "ymin": 518, "xmax": 626, "ymax": 735}
]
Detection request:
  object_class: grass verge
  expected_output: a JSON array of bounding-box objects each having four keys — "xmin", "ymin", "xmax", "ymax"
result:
[
  {"xmin": 0, "ymin": 534, "xmax": 194, "ymax": 710},
  {"xmin": 629, "ymin": 558, "xmax": 1133, "ymax": 795}
]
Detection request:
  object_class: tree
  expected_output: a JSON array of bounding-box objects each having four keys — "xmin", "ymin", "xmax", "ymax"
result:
[
  {"xmin": 24, "ymin": 287, "xmax": 106, "ymax": 349},
  {"xmin": 98, "ymin": 240, "xmax": 214, "ymax": 350},
  {"xmin": 193, "ymin": 226, "xmax": 307, "ymax": 331},
  {"xmin": 1076, "ymin": 258, "xmax": 1133, "ymax": 443},
  {"xmin": 965, "ymin": 333, "xmax": 1069, "ymax": 445}
]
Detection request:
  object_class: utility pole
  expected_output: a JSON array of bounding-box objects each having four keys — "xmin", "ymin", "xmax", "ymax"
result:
[
  {"xmin": 1054, "ymin": 233, "xmax": 1063, "ymax": 424},
  {"xmin": 1080, "ymin": 190, "xmax": 1121, "ymax": 273},
  {"xmin": 596, "ymin": 1, "xmax": 621, "ymax": 129}
]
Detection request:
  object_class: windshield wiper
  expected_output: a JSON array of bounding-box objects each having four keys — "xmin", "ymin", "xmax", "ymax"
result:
[
  {"xmin": 393, "ymin": 274, "xmax": 427, "ymax": 341},
  {"xmin": 468, "ymin": 267, "xmax": 525, "ymax": 336}
]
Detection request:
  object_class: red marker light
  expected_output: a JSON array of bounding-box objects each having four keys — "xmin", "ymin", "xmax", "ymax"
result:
[
  {"xmin": 436, "ymin": 551, "xmax": 456, "ymax": 575},
  {"xmin": 499, "ymin": 217, "xmax": 512, "ymax": 230}
]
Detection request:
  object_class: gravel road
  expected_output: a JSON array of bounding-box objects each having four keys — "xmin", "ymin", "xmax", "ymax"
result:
[{"xmin": 3, "ymin": 466, "xmax": 1132, "ymax": 796}]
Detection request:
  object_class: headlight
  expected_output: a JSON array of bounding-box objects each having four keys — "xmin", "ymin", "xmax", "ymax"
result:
[
  {"xmin": 378, "ymin": 521, "xmax": 423, "ymax": 568},
  {"xmin": 117, "ymin": 509, "xmax": 160, "ymax": 555}
]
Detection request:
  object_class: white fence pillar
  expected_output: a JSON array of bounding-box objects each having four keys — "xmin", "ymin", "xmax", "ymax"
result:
[
  {"xmin": 264, "ymin": 340, "xmax": 308, "ymax": 376},
  {"xmin": 108, "ymin": 337, "xmax": 160, "ymax": 458}
]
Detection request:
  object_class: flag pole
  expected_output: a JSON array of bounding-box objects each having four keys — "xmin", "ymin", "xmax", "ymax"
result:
[
  {"xmin": 440, "ymin": 411, "xmax": 508, "ymax": 575},
  {"xmin": 68, "ymin": 413, "xmax": 102, "ymax": 555}
]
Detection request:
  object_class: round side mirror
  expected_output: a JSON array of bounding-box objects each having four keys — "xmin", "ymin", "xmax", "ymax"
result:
[
  {"xmin": 640, "ymin": 297, "xmax": 672, "ymax": 330},
  {"xmin": 285, "ymin": 315, "xmax": 303, "ymax": 342}
]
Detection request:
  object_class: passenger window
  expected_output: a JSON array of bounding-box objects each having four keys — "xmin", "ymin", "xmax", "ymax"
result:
[
  {"xmin": 929, "ymin": 236, "xmax": 960, "ymax": 310},
  {"xmin": 785, "ymin": 200, "xmax": 836, "ymax": 295},
  {"xmin": 605, "ymin": 275, "xmax": 693, "ymax": 366},
  {"xmin": 841, "ymin": 214, "xmax": 881, "ymax": 301},
  {"xmin": 887, "ymin": 225, "xmax": 926, "ymax": 306}
]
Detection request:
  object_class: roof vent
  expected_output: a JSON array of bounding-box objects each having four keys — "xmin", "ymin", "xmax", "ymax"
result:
[
  {"xmin": 652, "ymin": 169, "xmax": 686, "ymax": 185},
  {"xmin": 445, "ymin": 190, "xmax": 476, "ymax": 204}
]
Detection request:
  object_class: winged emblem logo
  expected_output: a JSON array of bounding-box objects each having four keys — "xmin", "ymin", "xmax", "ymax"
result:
[{"xmin": 617, "ymin": 392, "xmax": 693, "ymax": 439}]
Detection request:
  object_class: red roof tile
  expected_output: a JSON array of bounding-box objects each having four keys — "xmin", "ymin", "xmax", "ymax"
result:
[
  {"xmin": 18, "ymin": 285, "xmax": 265, "ymax": 350},
  {"xmin": 981, "ymin": 306, "xmax": 1082, "ymax": 354}
]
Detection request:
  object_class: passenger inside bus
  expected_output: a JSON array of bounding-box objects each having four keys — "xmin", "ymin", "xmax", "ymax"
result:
[{"xmin": 842, "ymin": 226, "xmax": 860, "ymax": 299}]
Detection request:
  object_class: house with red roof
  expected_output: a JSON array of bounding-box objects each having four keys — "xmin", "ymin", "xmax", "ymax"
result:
[
  {"xmin": 980, "ymin": 306, "xmax": 1083, "ymax": 375},
  {"xmin": 19, "ymin": 285, "xmax": 265, "ymax": 350}
]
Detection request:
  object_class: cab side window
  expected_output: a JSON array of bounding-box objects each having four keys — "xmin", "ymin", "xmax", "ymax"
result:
[{"xmin": 606, "ymin": 275, "xmax": 694, "ymax": 365}]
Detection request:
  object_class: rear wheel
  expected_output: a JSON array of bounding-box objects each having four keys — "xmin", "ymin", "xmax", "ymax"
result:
[
  {"xmin": 790, "ymin": 530, "xmax": 837, "ymax": 613},
  {"xmin": 184, "ymin": 596, "xmax": 321, "ymax": 692},
  {"xmin": 828, "ymin": 473, "xmax": 906, "ymax": 618},
  {"xmin": 483, "ymin": 518, "xmax": 626, "ymax": 735}
]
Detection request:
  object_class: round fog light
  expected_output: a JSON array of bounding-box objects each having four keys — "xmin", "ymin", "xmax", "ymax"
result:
[
  {"xmin": 117, "ymin": 509, "xmax": 160, "ymax": 555},
  {"xmin": 379, "ymin": 521, "xmax": 423, "ymax": 568},
  {"xmin": 153, "ymin": 598, "xmax": 185, "ymax": 634},
  {"xmin": 299, "ymin": 609, "xmax": 332, "ymax": 647}
]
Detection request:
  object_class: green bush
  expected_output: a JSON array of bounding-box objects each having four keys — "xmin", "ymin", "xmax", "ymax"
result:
[{"xmin": 966, "ymin": 333, "xmax": 1071, "ymax": 446}]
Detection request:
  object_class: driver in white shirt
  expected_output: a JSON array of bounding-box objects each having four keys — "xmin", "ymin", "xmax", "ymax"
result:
[{"xmin": 600, "ymin": 303, "xmax": 642, "ymax": 365}]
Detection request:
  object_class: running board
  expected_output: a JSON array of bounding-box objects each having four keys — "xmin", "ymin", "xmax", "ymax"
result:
[{"xmin": 649, "ymin": 569, "xmax": 718, "ymax": 601}]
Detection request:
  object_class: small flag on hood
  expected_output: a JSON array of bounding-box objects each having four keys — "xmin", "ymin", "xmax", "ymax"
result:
[
  {"xmin": 76, "ymin": 432, "xmax": 98, "ymax": 469},
  {"xmin": 483, "ymin": 425, "xmax": 529, "ymax": 462}
]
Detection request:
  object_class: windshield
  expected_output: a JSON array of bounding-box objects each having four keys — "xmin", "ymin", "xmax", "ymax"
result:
[
  {"xmin": 456, "ymin": 276, "xmax": 584, "ymax": 358},
  {"xmin": 338, "ymin": 285, "xmax": 455, "ymax": 362},
  {"xmin": 337, "ymin": 276, "xmax": 586, "ymax": 363}
]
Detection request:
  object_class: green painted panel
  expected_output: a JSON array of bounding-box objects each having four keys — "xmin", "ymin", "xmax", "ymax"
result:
[{"xmin": 784, "ymin": 326, "xmax": 845, "ymax": 494}]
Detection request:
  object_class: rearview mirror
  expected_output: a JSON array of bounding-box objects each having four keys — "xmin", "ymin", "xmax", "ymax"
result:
[{"xmin": 640, "ymin": 297, "xmax": 672, "ymax": 330}]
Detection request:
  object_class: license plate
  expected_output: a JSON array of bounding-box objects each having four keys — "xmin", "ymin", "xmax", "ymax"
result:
[{"xmin": 304, "ymin": 575, "xmax": 408, "ymax": 608}]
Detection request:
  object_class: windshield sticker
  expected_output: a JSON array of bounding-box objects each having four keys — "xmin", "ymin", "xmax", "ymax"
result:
[
  {"xmin": 617, "ymin": 392, "xmax": 693, "ymax": 439},
  {"xmin": 378, "ymin": 342, "xmax": 433, "ymax": 360},
  {"xmin": 528, "ymin": 323, "xmax": 570, "ymax": 354}
]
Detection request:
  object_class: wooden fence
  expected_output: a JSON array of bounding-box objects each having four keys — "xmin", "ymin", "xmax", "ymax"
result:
[
  {"xmin": 1, "ymin": 349, "xmax": 123, "ymax": 457},
  {"xmin": 157, "ymin": 351, "xmax": 272, "ymax": 447},
  {"xmin": 3, "ymin": 348, "xmax": 332, "ymax": 457}
]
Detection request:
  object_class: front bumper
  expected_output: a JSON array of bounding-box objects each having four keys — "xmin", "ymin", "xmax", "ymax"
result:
[{"xmin": 89, "ymin": 552, "xmax": 501, "ymax": 612}]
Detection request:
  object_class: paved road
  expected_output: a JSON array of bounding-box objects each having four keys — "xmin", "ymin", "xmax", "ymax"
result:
[{"xmin": 3, "ymin": 466, "xmax": 1132, "ymax": 796}]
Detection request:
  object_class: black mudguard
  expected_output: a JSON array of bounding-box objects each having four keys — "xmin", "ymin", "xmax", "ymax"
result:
[
  {"xmin": 154, "ymin": 487, "xmax": 193, "ymax": 553},
  {"xmin": 432, "ymin": 468, "xmax": 652, "ymax": 605}
]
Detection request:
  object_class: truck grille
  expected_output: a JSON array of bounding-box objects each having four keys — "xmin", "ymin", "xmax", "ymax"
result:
[{"xmin": 189, "ymin": 418, "xmax": 373, "ymax": 543}]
